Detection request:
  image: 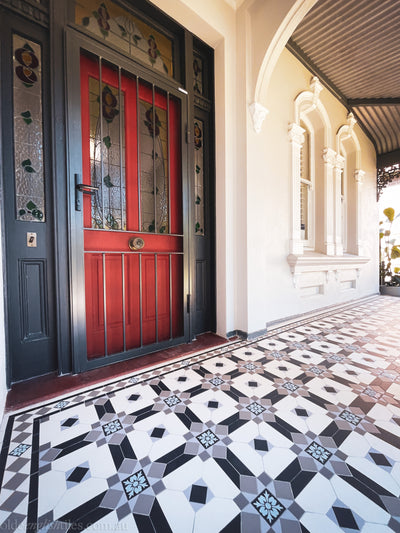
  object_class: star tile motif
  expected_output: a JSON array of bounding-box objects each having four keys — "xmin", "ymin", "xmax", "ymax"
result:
[
  {"xmin": 164, "ymin": 395, "xmax": 181, "ymax": 407},
  {"xmin": 196, "ymin": 429, "xmax": 220, "ymax": 449},
  {"xmin": 102, "ymin": 419, "xmax": 123, "ymax": 436},
  {"xmin": 252, "ymin": 489, "xmax": 285, "ymax": 525},
  {"xmin": 9, "ymin": 443, "xmax": 31, "ymax": 457},
  {"xmin": 247, "ymin": 402, "xmax": 266, "ymax": 415},
  {"xmin": 305, "ymin": 441, "xmax": 332, "ymax": 464},
  {"xmin": 339, "ymin": 410, "xmax": 361, "ymax": 426},
  {"xmin": 122, "ymin": 469, "xmax": 150, "ymax": 500}
]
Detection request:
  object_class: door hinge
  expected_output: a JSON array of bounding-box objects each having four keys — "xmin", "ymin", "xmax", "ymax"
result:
[
  {"xmin": 185, "ymin": 125, "xmax": 190, "ymax": 144},
  {"xmin": 187, "ymin": 294, "xmax": 191, "ymax": 313}
]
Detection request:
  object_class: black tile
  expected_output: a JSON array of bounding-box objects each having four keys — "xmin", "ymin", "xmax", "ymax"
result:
[
  {"xmin": 333, "ymin": 507, "xmax": 359, "ymax": 530},
  {"xmin": 295, "ymin": 408, "xmax": 309, "ymax": 417},
  {"xmin": 324, "ymin": 386, "xmax": 337, "ymax": 393},
  {"xmin": 248, "ymin": 381, "xmax": 258, "ymax": 388},
  {"xmin": 178, "ymin": 376, "xmax": 187, "ymax": 382},
  {"xmin": 151, "ymin": 427, "xmax": 166, "ymax": 439},
  {"xmin": 67, "ymin": 466, "xmax": 89, "ymax": 483},
  {"xmin": 208, "ymin": 401, "xmax": 219, "ymax": 409},
  {"xmin": 128, "ymin": 394, "xmax": 140, "ymax": 401},
  {"xmin": 220, "ymin": 514, "xmax": 241, "ymax": 533},
  {"xmin": 216, "ymin": 362, "xmax": 224, "ymax": 367},
  {"xmin": 369, "ymin": 452, "xmax": 391, "ymax": 467},
  {"xmin": 254, "ymin": 439, "xmax": 268, "ymax": 451},
  {"xmin": 149, "ymin": 498, "xmax": 173, "ymax": 533},
  {"xmin": 61, "ymin": 418, "xmax": 78, "ymax": 428},
  {"xmin": 189, "ymin": 484, "xmax": 207, "ymax": 504}
]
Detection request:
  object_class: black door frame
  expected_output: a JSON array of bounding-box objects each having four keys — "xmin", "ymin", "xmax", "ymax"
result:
[{"xmin": 65, "ymin": 28, "xmax": 192, "ymax": 373}]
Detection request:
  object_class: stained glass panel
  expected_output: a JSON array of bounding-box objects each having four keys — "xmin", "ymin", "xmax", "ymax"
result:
[
  {"xmin": 75, "ymin": 0, "xmax": 174, "ymax": 77},
  {"xmin": 194, "ymin": 119, "xmax": 204, "ymax": 235},
  {"xmin": 139, "ymin": 95, "xmax": 169, "ymax": 233},
  {"xmin": 193, "ymin": 54, "xmax": 203, "ymax": 96},
  {"xmin": 13, "ymin": 34, "xmax": 45, "ymax": 222},
  {"xmin": 88, "ymin": 72, "xmax": 126, "ymax": 230}
]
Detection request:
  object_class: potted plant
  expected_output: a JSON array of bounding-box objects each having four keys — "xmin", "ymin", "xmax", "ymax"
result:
[{"xmin": 379, "ymin": 207, "xmax": 400, "ymax": 295}]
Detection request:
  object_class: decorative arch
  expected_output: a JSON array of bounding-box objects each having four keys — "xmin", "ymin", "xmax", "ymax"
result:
[
  {"xmin": 249, "ymin": 0, "xmax": 320, "ymax": 132},
  {"xmin": 336, "ymin": 113, "xmax": 364, "ymax": 255},
  {"xmin": 289, "ymin": 76, "xmax": 335, "ymax": 255}
]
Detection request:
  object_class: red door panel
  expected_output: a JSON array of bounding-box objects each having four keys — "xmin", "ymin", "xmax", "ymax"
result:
[{"xmin": 80, "ymin": 52, "xmax": 183, "ymax": 360}]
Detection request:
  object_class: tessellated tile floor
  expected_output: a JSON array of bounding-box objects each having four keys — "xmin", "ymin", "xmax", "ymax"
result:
[{"xmin": 1, "ymin": 295, "xmax": 400, "ymax": 532}]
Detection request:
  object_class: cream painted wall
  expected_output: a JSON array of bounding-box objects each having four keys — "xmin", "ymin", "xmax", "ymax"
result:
[{"xmin": 245, "ymin": 48, "xmax": 378, "ymax": 331}]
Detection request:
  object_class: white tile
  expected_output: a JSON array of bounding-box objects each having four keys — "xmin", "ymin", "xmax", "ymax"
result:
[
  {"xmin": 308, "ymin": 341, "xmax": 342, "ymax": 354},
  {"xmin": 193, "ymin": 497, "xmax": 239, "ymax": 533},
  {"xmin": 330, "ymin": 475, "xmax": 390, "ymax": 524},
  {"xmin": 262, "ymin": 447, "xmax": 297, "ymax": 479},
  {"xmin": 202, "ymin": 457, "xmax": 240, "ymax": 499},
  {"xmin": 296, "ymin": 473, "xmax": 337, "ymax": 514},
  {"xmin": 257, "ymin": 339, "xmax": 288, "ymax": 352},
  {"xmin": 157, "ymin": 490, "xmax": 195, "ymax": 533},
  {"xmin": 53, "ymin": 477, "xmax": 110, "ymax": 519},
  {"xmin": 84, "ymin": 511, "xmax": 139, "ymax": 532},
  {"xmin": 262, "ymin": 360, "xmax": 303, "ymax": 380},
  {"xmin": 339, "ymin": 431, "xmax": 370, "ymax": 458},
  {"xmin": 301, "ymin": 512, "xmax": 343, "ymax": 532},
  {"xmin": 346, "ymin": 456, "xmax": 400, "ymax": 496}
]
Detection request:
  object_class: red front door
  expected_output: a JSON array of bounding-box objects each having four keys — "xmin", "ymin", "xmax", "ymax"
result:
[{"xmin": 80, "ymin": 53, "xmax": 184, "ymax": 361}]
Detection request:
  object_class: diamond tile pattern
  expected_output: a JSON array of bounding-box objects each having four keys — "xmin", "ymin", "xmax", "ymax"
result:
[{"xmin": 1, "ymin": 296, "xmax": 400, "ymax": 531}]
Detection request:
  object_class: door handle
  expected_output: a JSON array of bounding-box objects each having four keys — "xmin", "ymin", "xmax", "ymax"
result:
[
  {"xmin": 129, "ymin": 237, "xmax": 145, "ymax": 250},
  {"xmin": 76, "ymin": 183, "xmax": 99, "ymax": 194},
  {"xmin": 75, "ymin": 173, "xmax": 99, "ymax": 211}
]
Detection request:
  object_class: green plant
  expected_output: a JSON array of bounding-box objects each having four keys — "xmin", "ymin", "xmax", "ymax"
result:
[{"xmin": 379, "ymin": 207, "xmax": 400, "ymax": 285}]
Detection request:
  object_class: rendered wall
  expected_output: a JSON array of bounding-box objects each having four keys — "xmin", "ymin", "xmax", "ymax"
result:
[{"xmin": 245, "ymin": 48, "xmax": 378, "ymax": 332}]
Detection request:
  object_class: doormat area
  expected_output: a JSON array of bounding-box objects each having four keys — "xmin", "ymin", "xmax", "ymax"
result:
[{"xmin": 1, "ymin": 296, "xmax": 400, "ymax": 532}]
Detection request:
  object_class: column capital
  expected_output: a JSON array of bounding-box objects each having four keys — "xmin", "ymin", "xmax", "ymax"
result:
[
  {"xmin": 323, "ymin": 147, "xmax": 336, "ymax": 166},
  {"xmin": 288, "ymin": 123, "xmax": 305, "ymax": 145},
  {"xmin": 354, "ymin": 169, "xmax": 365, "ymax": 183}
]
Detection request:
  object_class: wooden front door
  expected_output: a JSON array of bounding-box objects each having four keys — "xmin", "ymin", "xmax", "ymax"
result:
[{"xmin": 71, "ymin": 45, "xmax": 188, "ymax": 370}]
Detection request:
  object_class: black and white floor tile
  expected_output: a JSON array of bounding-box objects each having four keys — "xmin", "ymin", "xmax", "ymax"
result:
[{"xmin": 1, "ymin": 296, "xmax": 400, "ymax": 532}]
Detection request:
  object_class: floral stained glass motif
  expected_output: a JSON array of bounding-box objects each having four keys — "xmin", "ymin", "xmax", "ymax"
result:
[
  {"xmin": 193, "ymin": 55, "xmax": 203, "ymax": 95},
  {"xmin": 75, "ymin": 0, "xmax": 174, "ymax": 77},
  {"xmin": 13, "ymin": 34, "xmax": 45, "ymax": 222},
  {"xmin": 139, "ymin": 99, "xmax": 169, "ymax": 233},
  {"xmin": 88, "ymin": 76, "xmax": 125, "ymax": 230},
  {"xmin": 194, "ymin": 119, "xmax": 204, "ymax": 235}
]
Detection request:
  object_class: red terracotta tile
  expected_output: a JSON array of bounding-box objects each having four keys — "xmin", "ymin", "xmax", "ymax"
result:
[{"xmin": 5, "ymin": 333, "xmax": 227, "ymax": 412}]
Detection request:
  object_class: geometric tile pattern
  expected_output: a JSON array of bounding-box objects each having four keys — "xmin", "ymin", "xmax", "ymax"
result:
[{"xmin": 1, "ymin": 295, "xmax": 400, "ymax": 531}]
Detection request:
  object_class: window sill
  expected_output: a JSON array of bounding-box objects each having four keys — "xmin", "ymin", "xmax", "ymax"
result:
[{"xmin": 287, "ymin": 252, "xmax": 370, "ymax": 288}]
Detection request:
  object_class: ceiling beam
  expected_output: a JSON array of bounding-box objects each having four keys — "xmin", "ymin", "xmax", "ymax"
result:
[
  {"xmin": 286, "ymin": 39, "xmax": 348, "ymax": 107},
  {"xmin": 349, "ymin": 98, "xmax": 400, "ymax": 106}
]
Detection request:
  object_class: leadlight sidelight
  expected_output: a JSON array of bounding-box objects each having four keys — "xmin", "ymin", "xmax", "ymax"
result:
[
  {"xmin": 193, "ymin": 54, "xmax": 203, "ymax": 95},
  {"xmin": 194, "ymin": 119, "xmax": 204, "ymax": 235},
  {"xmin": 88, "ymin": 66, "xmax": 126, "ymax": 230},
  {"xmin": 75, "ymin": 0, "xmax": 174, "ymax": 77},
  {"xmin": 139, "ymin": 89, "xmax": 169, "ymax": 233},
  {"xmin": 13, "ymin": 34, "xmax": 45, "ymax": 222}
]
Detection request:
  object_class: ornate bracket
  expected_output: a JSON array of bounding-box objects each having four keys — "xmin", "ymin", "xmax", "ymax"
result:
[{"xmin": 249, "ymin": 102, "xmax": 269, "ymax": 134}]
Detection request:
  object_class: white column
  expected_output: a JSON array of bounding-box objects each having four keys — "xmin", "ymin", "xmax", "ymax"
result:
[
  {"xmin": 334, "ymin": 155, "xmax": 345, "ymax": 256},
  {"xmin": 288, "ymin": 123, "xmax": 305, "ymax": 255},
  {"xmin": 323, "ymin": 148, "xmax": 336, "ymax": 256},
  {"xmin": 354, "ymin": 170, "xmax": 365, "ymax": 255}
]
